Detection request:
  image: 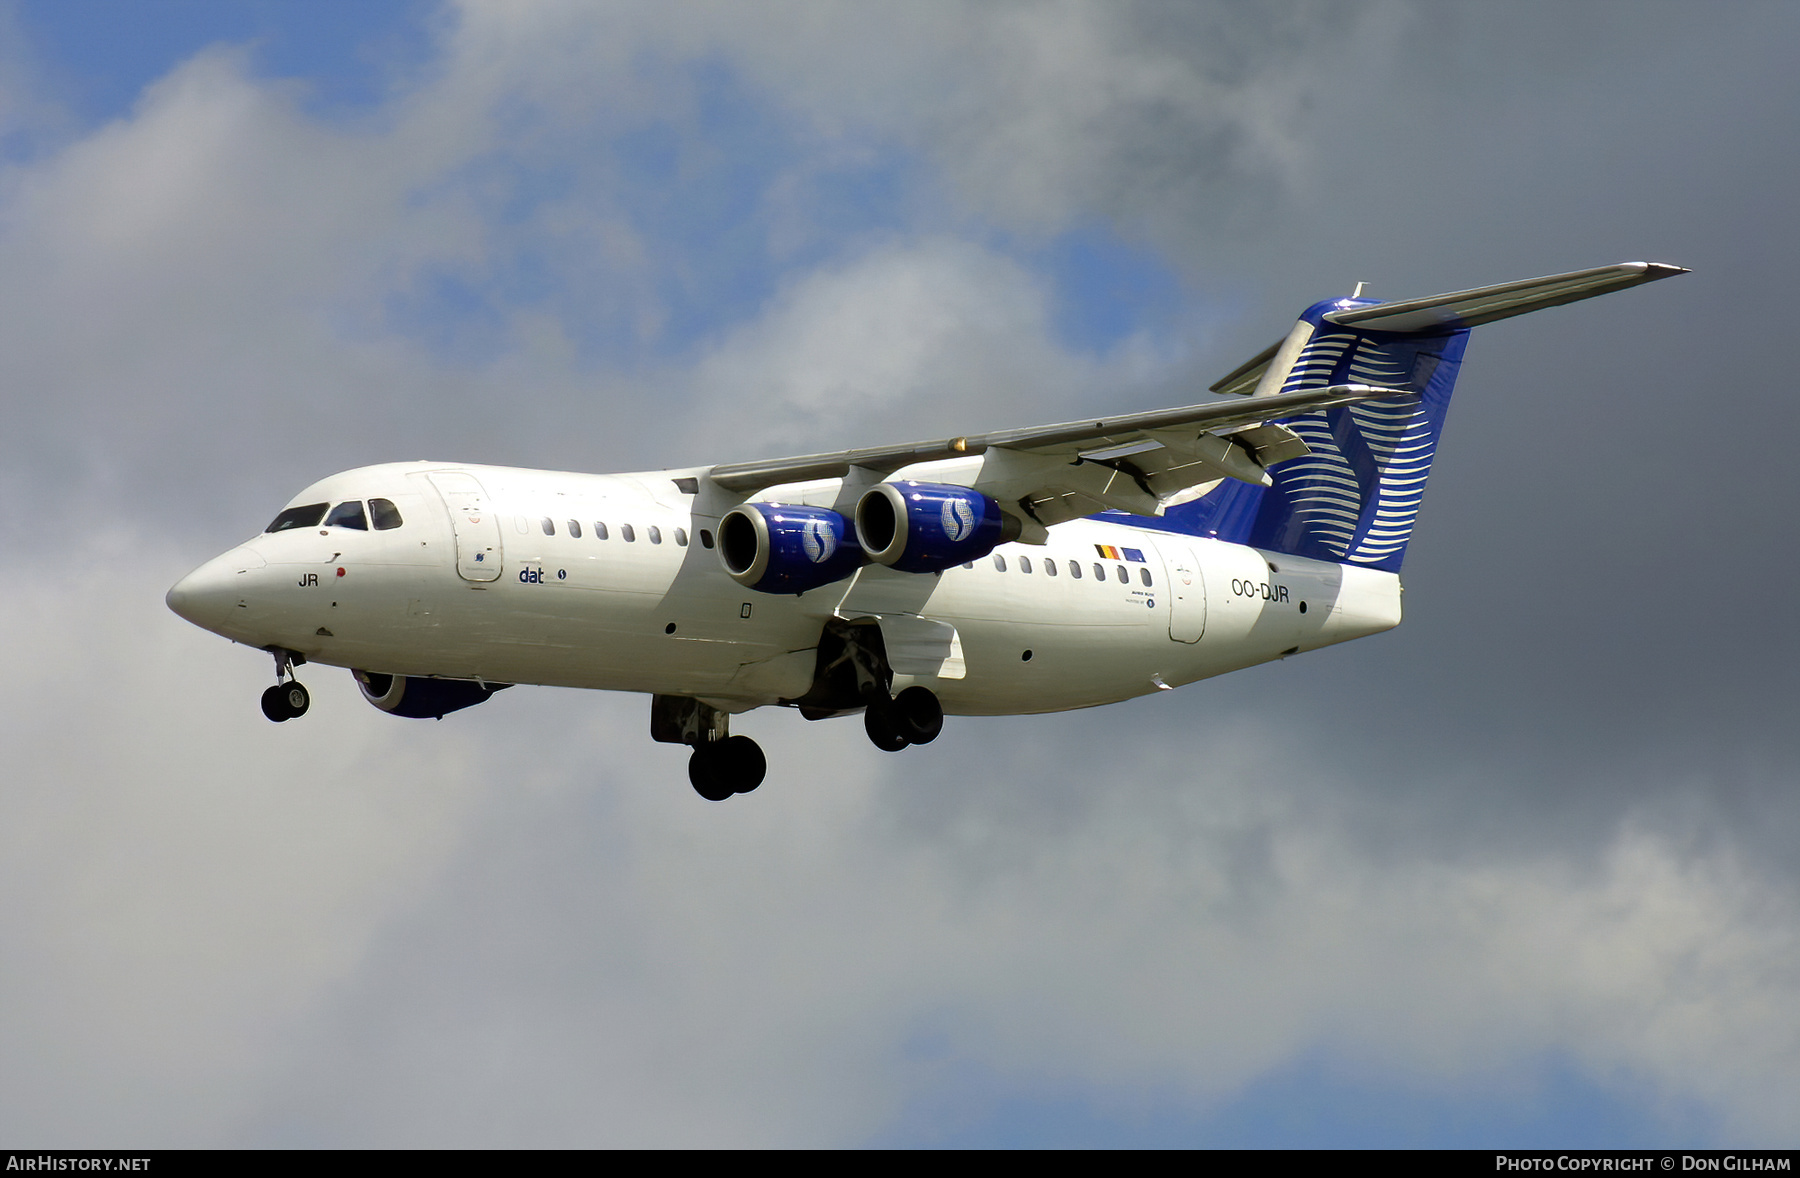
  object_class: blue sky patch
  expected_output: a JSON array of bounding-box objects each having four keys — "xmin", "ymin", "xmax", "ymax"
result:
[{"xmin": 14, "ymin": 0, "xmax": 437, "ymax": 125}]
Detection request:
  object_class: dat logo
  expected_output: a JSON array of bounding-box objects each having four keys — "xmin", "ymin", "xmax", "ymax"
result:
[
  {"xmin": 941, "ymin": 496, "xmax": 976, "ymax": 542},
  {"xmin": 519, "ymin": 566, "xmax": 565, "ymax": 584},
  {"xmin": 800, "ymin": 518, "xmax": 837, "ymax": 564}
]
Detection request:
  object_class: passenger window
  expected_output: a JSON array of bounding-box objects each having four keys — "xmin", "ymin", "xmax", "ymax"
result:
[
  {"xmin": 1139, "ymin": 568, "xmax": 1153, "ymax": 587},
  {"xmin": 594, "ymin": 522, "xmax": 609, "ymax": 540},
  {"xmin": 266, "ymin": 503, "xmax": 329, "ymax": 533},
  {"xmin": 567, "ymin": 519, "xmax": 582, "ymax": 539},
  {"xmin": 699, "ymin": 529, "xmax": 714, "ymax": 549},
  {"xmin": 324, "ymin": 501, "xmax": 368, "ymax": 530},
  {"xmin": 962, "ymin": 562, "xmax": 974, "ymax": 570},
  {"xmin": 1019, "ymin": 556, "xmax": 1032, "ymax": 574},
  {"xmin": 1116, "ymin": 564, "xmax": 1128, "ymax": 583},
  {"xmin": 622, "ymin": 524, "xmax": 636, "ymax": 542},
  {"xmin": 993, "ymin": 554, "xmax": 1007, "ymax": 572},
  {"xmin": 649, "ymin": 526, "xmax": 662, "ymax": 545},
  {"xmin": 369, "ymin": 498, "xmax": 404, "ymax": 530},
  {"xmin": 1092, "ymin": 562, "xmax": 1105, "ymax": 581},
  {"xmin": 1045, "ymin": 558, "xmax": 1057, "ymax": 577},
  {"xmin": 1068, "ymin": 560, "xmax": 1081, "ymax": 579},
  {"xmin": 515, "ymin": 516, "xmax": 530, "ymax": 534},
  {"xmin": 541, "ymin": 517, "xmax": 555, "ymax": 536},
  {"xmin": 674, "ymin": 528, "xmax": 689, "ymax": 547}
]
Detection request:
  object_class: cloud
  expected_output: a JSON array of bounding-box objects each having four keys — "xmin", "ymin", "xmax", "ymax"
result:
[{"xmin": 676, "ymin": 236, "xmax": 1176, "ymax": 462}]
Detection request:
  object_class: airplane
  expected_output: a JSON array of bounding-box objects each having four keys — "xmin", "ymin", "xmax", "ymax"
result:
[{"xmin": 167, "ymin": 261, "xmax": 1685, "ymax": 800}]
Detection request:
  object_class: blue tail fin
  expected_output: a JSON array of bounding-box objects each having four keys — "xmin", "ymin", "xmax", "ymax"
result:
[
  {"xmin": 1145, "ymin": 263, "xmax": 1685, "ymax": 571},
  {"xmin": 1154, "ymin": 303, "xmax": 1465, "ymax": 572}
]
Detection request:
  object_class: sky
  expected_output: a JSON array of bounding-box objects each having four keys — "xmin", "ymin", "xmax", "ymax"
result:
[{"xmin": 0, "ymin": 0, "xmax": 1795, "ymax": 1149}]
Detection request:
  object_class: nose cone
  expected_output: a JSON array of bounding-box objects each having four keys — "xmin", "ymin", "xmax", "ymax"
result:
[{"xmin": 167, "ymin": 545, "xmax": 266, "ymax": 636}]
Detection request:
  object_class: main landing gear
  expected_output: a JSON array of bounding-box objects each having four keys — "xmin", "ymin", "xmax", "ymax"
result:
[
  {"xmin": 862, "ymin": 685, "xmax": 944, "ymax": 753},
  {"xmin": 791, "ymin": 619, "xmax": 948, "ymax": 755},
  {"xmin": 260, "ymin": 648, "xmax": 310, "ymax": 722},
  {"xmin": 651, "ymin": 694, "xmax": 766, "ymax": 802},
  {"xmin": 687, "ymin": 735, "xmax": 767, "ymax": 802}
]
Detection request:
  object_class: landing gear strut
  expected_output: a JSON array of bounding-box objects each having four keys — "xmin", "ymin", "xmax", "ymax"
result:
[
  {"xmin": 260, "ymin": 649, "xmax": 310, "ymax": 722},
  {"xmin": 651, "ymin": 694, "xmax": 766, "ymax": 801}
]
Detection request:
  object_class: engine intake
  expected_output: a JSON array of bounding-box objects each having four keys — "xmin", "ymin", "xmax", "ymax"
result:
[
  {"xmin": 355, "ymin": 670, "xmax": 508, "ymax": 719},
  {"xmin": 718, "ymin": 503, "xmax": 867, "ymax": 594},
  {"xmin": 855, "ymin": 481, "xmax": 1014, "ymax": 573}
]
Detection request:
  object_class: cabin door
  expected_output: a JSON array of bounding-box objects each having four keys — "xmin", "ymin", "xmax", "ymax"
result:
[
  {"xmin": 425, "ymin": 471, "xmax": 504, "ymax": 582},
  {"xmin": 1162, "ymin": 542, "xmax": 1206, "ymax": 643}
]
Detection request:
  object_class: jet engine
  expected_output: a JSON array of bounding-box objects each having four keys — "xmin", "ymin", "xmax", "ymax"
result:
[
  {"xmin": 855, "ymin": 481, "xmax": 1015, "ymax": 573},
  {"xmin": 354, "ymin": 670, "xmax": 509, "ymax": 719},
  {"xmin": 718, "ymin": 503, "xmax": 868, "ymax": 594}
]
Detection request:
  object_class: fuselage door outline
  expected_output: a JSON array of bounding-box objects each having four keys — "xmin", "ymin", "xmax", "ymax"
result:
[
  {"xmin": 1162, "ymin": 540, "xmax": 1206, "ymax": 644},
  {"xmin": 424, "ymin": 470, "xmax": 504, "ymax": 583}
]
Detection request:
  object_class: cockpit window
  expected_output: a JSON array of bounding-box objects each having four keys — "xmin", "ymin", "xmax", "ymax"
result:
[
  {"xmin": 323, "ymin": 501, "xmax": 368, "ymax": 530},
  {"xmin": 266, "ymin": 503, "xmax": 328, "ymax": 533},
  {"xmin": 370, "ymin": 498, "xmax": 404, "ymax": 530}
]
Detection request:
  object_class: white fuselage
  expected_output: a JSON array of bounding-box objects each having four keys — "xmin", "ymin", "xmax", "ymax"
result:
[{"xmin": 169, "ymin": 461, "xmax": 1404, "ymax": 716}]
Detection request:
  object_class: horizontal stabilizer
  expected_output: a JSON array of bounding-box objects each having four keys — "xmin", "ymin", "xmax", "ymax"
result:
[{"xmin": 1324, "ymin": 261, "xmax": 1687, "ymax": 333}]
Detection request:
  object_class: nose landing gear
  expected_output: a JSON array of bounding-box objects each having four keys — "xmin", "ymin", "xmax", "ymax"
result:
[{"xmin": 260, "ymin": 649, "xmax": 310, "ymax": 722}]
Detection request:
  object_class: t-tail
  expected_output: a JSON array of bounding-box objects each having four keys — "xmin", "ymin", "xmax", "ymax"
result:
[{"xmin": 1158, "ymin": 262, "xmax": 1686, "ymax": 571}]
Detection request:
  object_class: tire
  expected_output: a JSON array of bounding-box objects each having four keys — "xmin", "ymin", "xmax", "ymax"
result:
[
  {"xmin": 864, "ymin": 705, "xmax": 909, "ymax": 752},
  {"xmin": 282, "ymin": 682, "xmax": 311, "ymax": 718},
  {"xmin": 688, "ymin": 746, "xmax": 736, "ymax": 801},
  {"xmin": 260, "ymin": 684, "xmax": 293, "ymax": 722},
  {"xmin": 893, "ymin": 686, "xmax": 943, "ymax": 745},
  {"xmin": 719, "ymin": 735, "xmax": 767, "ymax": 794}
]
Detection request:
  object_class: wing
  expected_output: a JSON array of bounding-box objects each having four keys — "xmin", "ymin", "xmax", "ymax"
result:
[{"xmin": 707, "ymin": 382, "xmax": 1403, "ymax": 531}]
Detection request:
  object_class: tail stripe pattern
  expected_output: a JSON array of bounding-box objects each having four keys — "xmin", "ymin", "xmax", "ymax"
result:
[
  {"xmin": 1265, "ymin": 330, "xmax": 1438, "ymax": 565},
  {"xmin": 1116, "ymin": 298, "xmax": 1469, "ymax": 573}
]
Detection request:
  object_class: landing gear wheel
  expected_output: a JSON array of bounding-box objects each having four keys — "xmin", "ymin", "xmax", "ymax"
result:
[
  {"xmin": 281, "ymin": 682, "xmax": 310, "ymax": 718},
  {"xmin": 688, "ymin": 745, "xmax": 736, "ymax": 801},
  {"xmin": 893, "ymin": 686, "xmax": 943, "ymax": 745},
  {"xmin": 261, "ymin": 684, "xmax": 294, "ymax": 722},
  {"xmin": 688, "ymin": 736, "xmax": 767, "ymax": 799},
  {"xmin": 864, "ymin": 705, "xmax": 910, "ymax": 752},
  {"xmin": 718, "ymin": 735, "xmax": 766, "ymax": 794}
]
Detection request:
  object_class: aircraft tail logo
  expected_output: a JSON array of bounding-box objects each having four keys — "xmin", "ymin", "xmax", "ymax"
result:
[
  {"xmin": 1145, "ymin": 299, "xmax": 1467, "ymax": 572},
  {"xmin": 1249, "ymin": 319, "xmax": 1465, "ymax": 570}
]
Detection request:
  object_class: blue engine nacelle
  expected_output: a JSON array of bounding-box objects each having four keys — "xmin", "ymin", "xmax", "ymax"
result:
[
  {"xmin": 355, "ymin": 670, "xmax": 509, "ymax": 719},
  {"xmin": 718, "ymin": 503, "xmax": 868, "ymax": 594},
  {"xmin": 855, "ymin": 481, "xmax": 1014, "ymax": 573}
]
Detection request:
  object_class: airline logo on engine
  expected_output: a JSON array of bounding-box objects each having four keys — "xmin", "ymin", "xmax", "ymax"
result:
[
  {"xmin": 800, "ymin": 518, "xmax": 838, "ymax": 563},
  {"xmin": 941, "ymin": 496, "xmax": 976, "ymax": 542}
]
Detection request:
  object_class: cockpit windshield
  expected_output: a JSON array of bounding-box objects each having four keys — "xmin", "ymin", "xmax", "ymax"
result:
[
  {"xmin": 369, "ymin": 498, "xmax": 403, "ymax": 530},
  {"xmin": 323, "ymin": 501, "xmax": 368, "ymax": 530},
  {"xmin": 265, "ymin": 503, "xmax": 328, "ymax": 533},
  {"xmin": 267, "ymin": 498, "xmax": 403, "ymax": 533}
]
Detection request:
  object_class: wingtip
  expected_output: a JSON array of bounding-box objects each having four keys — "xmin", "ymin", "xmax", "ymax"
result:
[{"xmin": 1629, "ymin": 261, "xmax": 1691, "ymax": 280}]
